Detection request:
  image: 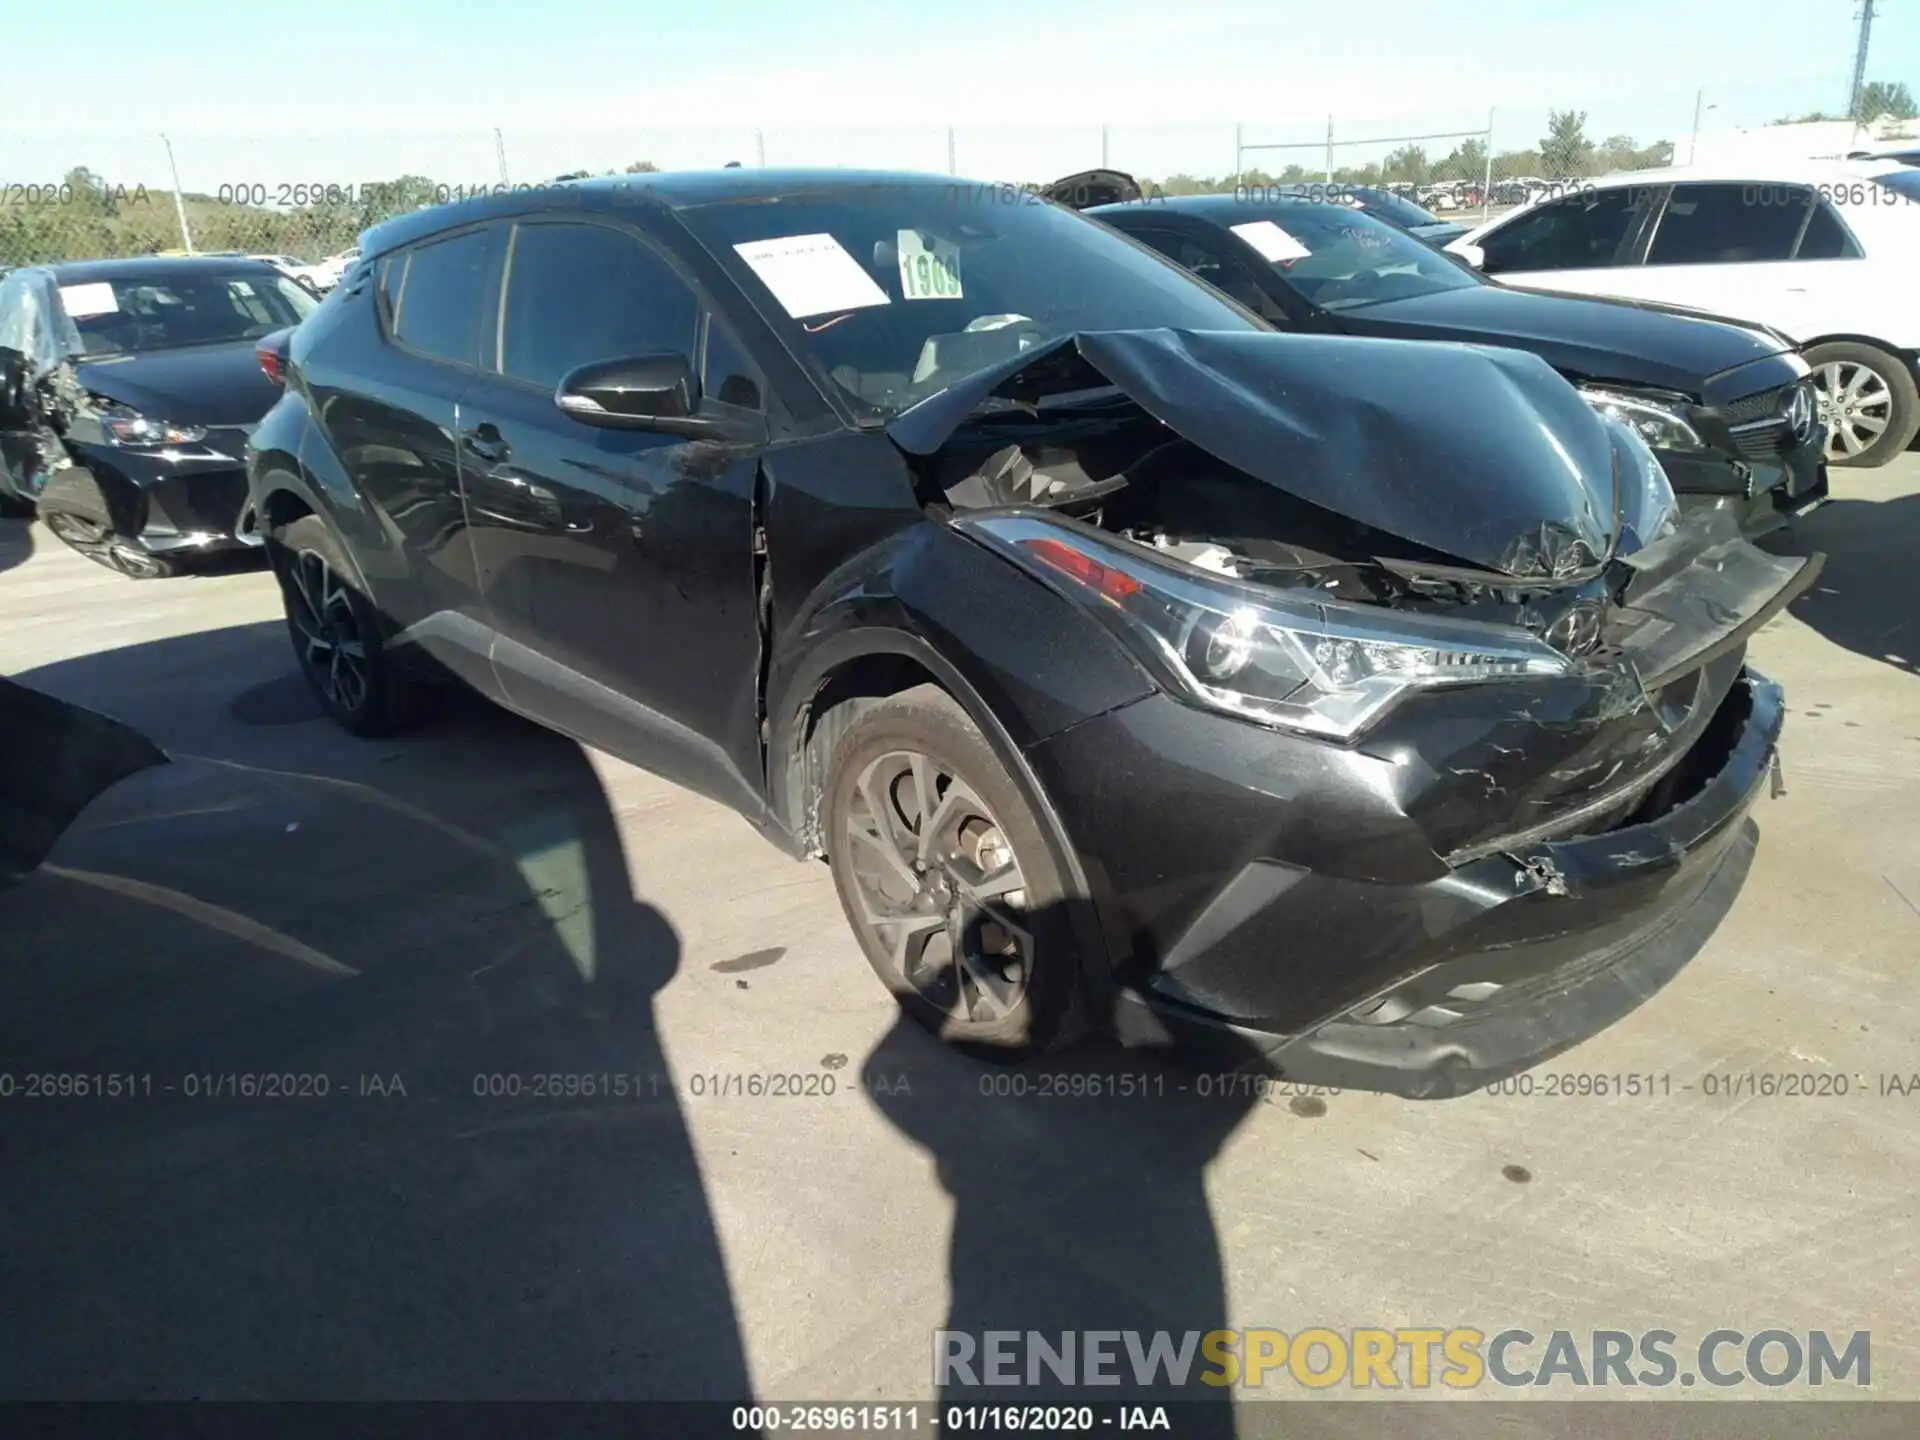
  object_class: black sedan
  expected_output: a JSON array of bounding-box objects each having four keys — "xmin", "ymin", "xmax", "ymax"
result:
[
  {"xmin": 248, "ymin": 169, "xmax": 1815, "ymax": 1096},
  {"xmin": 1067, "ymin": 184, "xmax": 1830, "ymax": 537},
  {"xmin": 0, "ymin": 256, "xmax": 316, "ymax": 576}
]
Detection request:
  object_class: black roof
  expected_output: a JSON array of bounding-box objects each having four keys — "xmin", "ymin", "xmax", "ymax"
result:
[
  {"xmin": 1088, "ymin": 193, "xmax": 1349, "ymax": 222},
  {"xmin": 358, "ymin": 168, "xmax": 1001, "ymax": 258},
  {"xmin": 33, "ymin": 255, "xmax": 287, "ymax": 284}
]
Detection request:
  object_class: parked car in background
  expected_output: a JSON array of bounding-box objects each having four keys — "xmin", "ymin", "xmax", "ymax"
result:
[
  {"xmin": 1335, "ymin": 184, "xmax": 1470, "ymax": 245},
  {"xmin": 1450, "ymin": 160, "xmax": 1920, "ymax": 466},
  {"xmin": 1845, "ymin": 144, "xmax": 1920, "ymax": 167},
  {"xmin": 0, "ymin": 256, "xmax": 316, "ymax": 574},
  {"xmin": 1065, "ymin": 181, "xmax": 1828, "ymax": 536},
  {"xmin": 305, "ymin": 248, "xmax": 361, "ymax": 293},
  {"xmin": 249, "ymin": 253, "xmax": 328, "ymax": 294},
  {"xmin": 247, "ymin": 168, "xmax": 1812, "ymax": 1093}
]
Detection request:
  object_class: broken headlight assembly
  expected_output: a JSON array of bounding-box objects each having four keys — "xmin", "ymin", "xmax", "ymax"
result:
[
  {"xmin": 961, "ymin": 514, "xmax": 1572, "ymax": 741},
  {"xmin": 1578, "ymin": 385, "xmax": 1703, "ymax": 452}
]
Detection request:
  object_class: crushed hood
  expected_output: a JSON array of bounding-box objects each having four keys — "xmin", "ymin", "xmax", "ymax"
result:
[{"xmin": 888, "ymin": 328, "xmax": 1620, "ymax": 578}]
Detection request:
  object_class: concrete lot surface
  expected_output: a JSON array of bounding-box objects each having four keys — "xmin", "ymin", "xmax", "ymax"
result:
[{"xmin": 0, "ymin": 458, "xmax": 1917, "ymax": 1422}]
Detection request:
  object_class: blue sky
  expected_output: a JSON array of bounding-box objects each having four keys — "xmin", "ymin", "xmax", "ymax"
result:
[{"xmin": 3, "ymin": 0, "xmax": 1915, "ymax": 189}]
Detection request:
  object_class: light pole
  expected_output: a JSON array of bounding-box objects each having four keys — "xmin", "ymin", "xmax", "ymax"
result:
[
  {"xmin": 159, "ymin": 134, "xmax": 194, "ymax": 254},
  {"xmin": 1686, "ymin": 89, "xmax": 1717, "ymax": 165}
]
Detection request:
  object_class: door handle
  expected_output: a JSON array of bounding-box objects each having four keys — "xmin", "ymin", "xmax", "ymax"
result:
[{"xmin": 459, "ymin": 423, "xmax": 510, "ymax": 464}]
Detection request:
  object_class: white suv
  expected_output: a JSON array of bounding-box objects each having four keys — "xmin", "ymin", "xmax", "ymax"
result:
[{"xmin": 1450, "ymin": 162, "xmax": 1920, "ymax": 466}]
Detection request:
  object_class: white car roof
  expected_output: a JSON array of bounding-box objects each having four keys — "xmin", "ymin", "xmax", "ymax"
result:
[{"xmin": 1582, "ymin": 157, "xmax": 1907, "ymax": 187}]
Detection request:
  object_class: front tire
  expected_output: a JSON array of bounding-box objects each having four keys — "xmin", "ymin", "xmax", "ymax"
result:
[
  {"xmin": 1807, "ymin": 341, "xmax": 1919, "ymax": 468},
  {"xmin": 824, "ymin": 685, "xmax": 1085, "ymax": 1060},
  {"xmin": 269, "ymin": 514, "xmax": 439, "ymax": 737}
]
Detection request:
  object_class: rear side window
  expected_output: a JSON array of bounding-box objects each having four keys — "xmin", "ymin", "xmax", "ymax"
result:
[
  {"xmin": 1478, "ymin": 188, "xmax": 1652, "ymax": 274},
  {"xmin": 1647, "ymin": 183, "xmax": 1805, "ymax": 265},
  {"xmin": 1796, "ymin": 200, "xmax": 1864, "ymax": 259},
  {"xmin": 498, "ymin": 221, "xmax": 699, "ymax": 390},
  {"xmin": 390, "ymin": 228, "xmax": 493, "ymax": 366}
]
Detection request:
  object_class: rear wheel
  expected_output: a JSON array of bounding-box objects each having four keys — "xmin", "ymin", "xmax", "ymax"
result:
[
  {"xmin": 269, "ymin": 513, "xmax": 439, "ymax": 736},
  {"xmin": 825, "ymin": 685, "xmax": 1084, "ymax": 1059},
  {"xmin": 1807, "ymin": 341, "xmax": 1918, "ymax": 468}
]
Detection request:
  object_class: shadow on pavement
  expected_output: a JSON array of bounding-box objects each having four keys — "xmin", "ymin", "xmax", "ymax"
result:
[
  {"xmin": 865, "ymin": 980, "xmax": 1274, "ymax": 1434},
  {"xmin": 0, "ymin": 621, "xmax": 750, "ymax": 1400},
  {"xmin": 0, "ymin": 515, "xmax": 33, "ymax": 579},
  {"xmin": 1766, "ymin": 491, "xmax": 1920, "ymax": 678}
]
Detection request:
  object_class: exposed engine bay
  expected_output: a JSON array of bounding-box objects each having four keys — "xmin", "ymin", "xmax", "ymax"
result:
[
  {"xmin": 892, "ymin": 329, "xmax": 1822, "ymax": 695},
  {"xmin": 923, "ymin": 412, "xmax": 1623, "ymax": 658}
]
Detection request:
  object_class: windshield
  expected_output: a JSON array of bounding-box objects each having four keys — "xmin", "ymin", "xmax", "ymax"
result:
[
  {"xmin": 55, "ymin": 269, "xmax": 318, "ymax": 357},
  {"xmin": 678, "ymin": 185, "xmax": 1261, "ymax": 418},
  {"xmin": 1229, "ymin": 203, "xmax": 1483, "ymax": 312},
  {"xmin": 1874, "ymin": 170, "xmax": 1920, "ymax": 201}
]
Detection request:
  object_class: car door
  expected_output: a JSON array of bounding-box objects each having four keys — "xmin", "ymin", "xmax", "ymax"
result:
[
  {"xmin": 457, "ymin": 213, "xmax": 770, "ymax": 815},
  {"xmin": 308, "ymin": 223, "xmax": 500, "ymax": 688},
  {"xmin": 1471, "ymin": 184, "xmax": 1660, "ymax": 299},
  {"xmin": 1632, "ymin": 181, "xmax": 1832, "ymax": 332}
]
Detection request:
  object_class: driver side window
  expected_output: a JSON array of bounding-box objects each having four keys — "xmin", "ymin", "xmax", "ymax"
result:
[{"xmin": 499, "ymin": 220, "xmax": 699, "ymax": 391}]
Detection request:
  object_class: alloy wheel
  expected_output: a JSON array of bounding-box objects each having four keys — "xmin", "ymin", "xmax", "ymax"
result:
[
  {"xmin": 1814, "ymin": 360, "xmax": 1892, "ymax": 461},
  {"xmin": 284, "ymin": 548, "xmax": 369, "ymax": 715},
  {"xmin": 842, "ymin": 749, "xmax": 1034, "ymax": 1025}
]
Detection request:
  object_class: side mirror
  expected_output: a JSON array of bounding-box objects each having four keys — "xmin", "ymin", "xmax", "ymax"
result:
[
  {"xmin": 0, "ymin": 346, "xmax": 32, "ymax": 429},
  {"xmin": 1453, "ymin": 242, "xmax": 1487, "ymax": 270},
  {"xmin": 556, "ymin": 352, "xmax": 764, "ymax": 442}
]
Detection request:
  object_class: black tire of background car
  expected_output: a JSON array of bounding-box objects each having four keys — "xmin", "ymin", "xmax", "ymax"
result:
[
  {"xmin": 1805, "ymin": 339, "xmax": 1920, "ymax": 469},
  {"xmin": 268, "ymin": 514, "xmax": 441, "ymax": 737},
  {"xmin": 824, "ymin": 684, "xmax": 1085, "ymax": 1061}
]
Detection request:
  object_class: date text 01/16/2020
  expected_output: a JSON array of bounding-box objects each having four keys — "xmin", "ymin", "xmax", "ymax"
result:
[
  {"xmin": 1482, "ymin": 1071, "xmax": 1920, "ymax": 1098},
  {"xmin": 0, "ymin": 1073, "xmax": 405, "ymax": 1099}
]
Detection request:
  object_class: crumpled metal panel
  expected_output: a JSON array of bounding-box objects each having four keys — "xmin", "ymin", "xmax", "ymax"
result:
[{"xmin": 889, "ymin": 327, "xmax": 1619, "ymax": 578}]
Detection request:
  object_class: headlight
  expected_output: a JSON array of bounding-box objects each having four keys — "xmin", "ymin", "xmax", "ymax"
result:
[
  {"xmin": 1606, "ymin": 416, "xmax": 1679, "ymax": 546},
  {"xmin": 1578, "ymin": 386, "xmax": 1703, "ymax": 451},
  {"xmin": 100, "ymin": 410, "xmax": 207, "ymax": 447},
  {"xmin": 962, "ymin": 515, "xmax": 1571, "ymax": 742}
]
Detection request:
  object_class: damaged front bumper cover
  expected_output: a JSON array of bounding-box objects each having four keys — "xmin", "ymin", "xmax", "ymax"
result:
[
  {"xmin": 35, "ymin": 434, "xmax": 261, "ymax": 572},
  {"xmin": 1104, "ymin": 671, "xmax": 1782, "ymax": 1099}
]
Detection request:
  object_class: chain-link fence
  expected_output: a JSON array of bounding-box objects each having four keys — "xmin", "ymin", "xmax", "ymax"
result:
[{"xmin": 4, "ymin": 90, "xmax": 1913, "ymax": 272}]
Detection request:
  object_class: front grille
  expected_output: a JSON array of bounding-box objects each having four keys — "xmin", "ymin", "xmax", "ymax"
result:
[
  {"xmin": 1734, "ymin": 425, "xmax": 1795, "ymax": 459},
  {"xmin": 1721, "ymin": 380, "xmax": 1811, "ymax": 460},
  {"xmin": 1720, "ymin": 385, "xmax": 1791, "ymax": 425}
]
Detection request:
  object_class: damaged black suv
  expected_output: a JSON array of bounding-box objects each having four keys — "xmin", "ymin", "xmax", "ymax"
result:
[{"xmin": 246, "ymin": 170, "xmax": 1819, "ymax": 1096}]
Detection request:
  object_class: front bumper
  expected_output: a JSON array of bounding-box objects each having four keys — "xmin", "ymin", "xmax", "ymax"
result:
[
  {"xmin": 1031, "ymin": 668, "xmax": 1782, "ymax": 1099},
  {"xmin": 36, "ymin": 434, "xmax": 261, "ymax": 566},
  {"xmin": 1663, "ymin": 433, "xmax": 1828, "ymax": 538}
]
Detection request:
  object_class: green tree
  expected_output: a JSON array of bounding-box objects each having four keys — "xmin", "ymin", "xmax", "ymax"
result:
[
  {"xmin": 1854, "ymin": 81, "xmax": 1917, "ymax": 122},
  {"xmin": 1381, "ymin": 144, "xmax": 1430, "ymax": 184},
  {"xmin": 1438, "ymin": 136, "xmax": 1487, "ymax": 184},
  {"xmin": 1771, "ymin": 110, "xmax": 1844, "ymax": 125},
  {"xmin": 624, "ymin": 160, "xmax": 660, "ymax": 174},
  {"xmin": 1541, "ymin": 109, "xmax": 1595, "ymax": 177}
]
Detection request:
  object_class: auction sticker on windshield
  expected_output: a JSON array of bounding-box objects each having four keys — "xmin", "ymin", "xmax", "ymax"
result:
[
  {"xmin": 58, "ymin": 282, "xmax": 119, "ymax": 319},
  {"xmin": 896, "ymin": 229, "xmax": 963, "ymax": 300},
  {"xmin": 1230, "ymin": 220, "xmax": 1312, "ymax": 262},
  {"xmin": 732, "ymin": 233, "xmax": 891, "ymax": 319}
]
